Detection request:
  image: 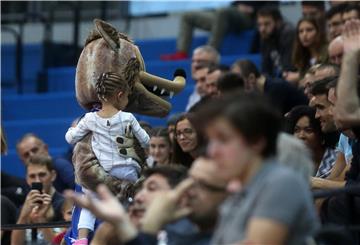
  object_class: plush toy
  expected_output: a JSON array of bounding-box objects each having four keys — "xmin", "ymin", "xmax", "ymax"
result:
[{"xmin": 73, "ymin": 19, "xmax": 186, "ymax": 196}]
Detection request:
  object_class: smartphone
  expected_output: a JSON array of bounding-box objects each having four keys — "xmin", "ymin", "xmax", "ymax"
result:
[
  {"xmin": 31, "ymin": 182, "xmax": 43, "ymax": 193},
  {"xmin": 31, "ymin": 182, "xmax": 43, "ymax": 204}
]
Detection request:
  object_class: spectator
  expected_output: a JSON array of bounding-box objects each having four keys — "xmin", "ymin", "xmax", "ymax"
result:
[
  {"xmin": 171, "ymin": 113, "xmax": 204, "ymax": 168},
  {"xmin": 186, "ymin": 66, "xmax": 209, "ymax": 111},
  {"xmin": 328, "ymin": 36, "xmax": 344, "ymax": 66},
  {"xmin": 308, "ymin": 78, "xmax": 341, "ymax": 182},
  {"xmin": 1, "ymin": 172, "xmax": 28, "ymax": 209},
  {"xmin": 204, "ymin": 64, "xmax": 229, "ymax": 97},
  {"xmin": 147, "ymin": 127, "xmax": 172, "ymax": 167},
  {"xmin": 1, "ymin": 195, "xmax": 17, "ymax": 245},
  {"xmin": 276, "ymin": 133, "xmax": 314, "ymax": 181},
  {"xmin": 231, "ymin": 59, "xmax": 308, "ymax": 115},
  {"xmin": 16, "ymin": 133, "xmax": 75, "ymax": 193},
  {"xmin": 320, "ymin": 20, "xmax": 360, "ymax": 243},
  {"xmin": 190, "ymin": 45, "xmax": 220, "ymax": 79},
  {"xmin": 335, "ymin": 19, "xmax": 360, "ymax": 127},
  {"xmin": 310, "ymin": 69, "xmax": 356, "ymax": 191},
  {"xmin": 1, "ymin": 128, "xmax": 27, "ymax": 208},
  {"xmin": 256, "ymin": 7, "xmax": 295, "ymax": 78},
  {"xmin": 217, "ymin": 72, "xmax": 245, "ymax": 95},
  {"xmin": 300, "ymin": 63, "xmax": 340, "ymax": 97},
  {"xmin": 11, "ymin": 155, "xmax": 65, "ymax": 245},
  {"xmin": 286, "ymin": 105, "xmax": 337, "ymax": 178},
  {"xmin": 166, "ymin": 113, "xmax": 182, "ymax": 145},
  {"xmin": 67, "ymin": 165, "xmax": 188, "ymax": 244},
  {"xmin": 67, "ymin": 157, "xmax": 229, "ymax": 245},
  {"xmin": 285, "ymin": 16, "xmax": 328, "ymax": 84},
  {"xmin": 160, "ymin": 2, "xmax": 274, "ymax": 60},
  {"xmin": 51, "ymin": 199, "xmax": 74, "ymax": 245},
  {"xmin": 301, "ymin": 1, "xmax": 326, "ymax": 20},
  {"xmin": 199, "ymin": 92, "xmax": 318, "ymax": 245},
  {"xmin": 139, "ymin": 156, "xmax": 228, "ymax": 244},
  {"xmin": 342, "ymin": 3, "xmax": 360, "ymax": 23},
  {"xmin": 185, "ymin": 46, "xmax": 220, "ymax": 111},
  {"xmin": 325, "ymin": 3, "xmax": 347, "ymax": 41},
  {"xmin": 310, "ymin": 77, "xmax": 340, "ymax": 135}
]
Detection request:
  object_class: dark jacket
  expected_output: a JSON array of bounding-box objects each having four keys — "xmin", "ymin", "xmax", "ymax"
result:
[{"xmin": 261, "ymin": 22, "xmax": 295, "ymax": 78}]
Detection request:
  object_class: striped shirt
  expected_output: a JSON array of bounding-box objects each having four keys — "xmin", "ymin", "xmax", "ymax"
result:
[
  {"xmin": 65, "ymin": 111, "xmax": 149, "ymax": 172},
  {"xmin": 315, "ymin": 148, "xmax": 337, "ymax": 178}
]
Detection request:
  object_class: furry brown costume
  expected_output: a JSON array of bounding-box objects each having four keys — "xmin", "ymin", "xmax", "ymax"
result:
[{"xmin": 73, "ymin": 19, "xmax": 186, "ymax": 197}]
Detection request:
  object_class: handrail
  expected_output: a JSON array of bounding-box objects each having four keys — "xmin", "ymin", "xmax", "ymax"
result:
[
  {"xmin": 1, "ymin": 221, "xmax": 71, "ymax": 231},
  {"xmin": 1, "ymin": 25, "xmax": 23, "ymax": 94},
  {"xmin": 312, "ymin": 185, "xmax": 360, "ymax": 199}
]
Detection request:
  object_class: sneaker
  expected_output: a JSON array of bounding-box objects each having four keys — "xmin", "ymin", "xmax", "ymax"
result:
[{"xmin": 160, "ymin": 51, "xmax": 188, "ymax": 61}]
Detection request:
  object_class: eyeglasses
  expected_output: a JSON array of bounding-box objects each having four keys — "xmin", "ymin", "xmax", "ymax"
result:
[{"xmin": 175, "ymin": 128, "xmax": 194, "ymax": 138}]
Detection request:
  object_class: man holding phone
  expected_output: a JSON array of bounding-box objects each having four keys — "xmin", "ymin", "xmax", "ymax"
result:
[{"xmin": 11, "ymin": 155, "xmax": 65, "ymax": 245}]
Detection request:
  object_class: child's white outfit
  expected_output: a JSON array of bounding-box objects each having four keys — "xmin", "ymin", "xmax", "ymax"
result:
[{"xmin": 65, "ymin": 110, "xmax": 149, "ymax": 233}]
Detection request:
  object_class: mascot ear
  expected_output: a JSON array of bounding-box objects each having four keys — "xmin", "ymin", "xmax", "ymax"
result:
[{"xmin": 94, "ymin": 18, "xmax": 120, "ymax": 51}]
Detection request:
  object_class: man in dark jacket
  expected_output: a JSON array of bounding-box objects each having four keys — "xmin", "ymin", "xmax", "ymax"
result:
[{"xmin": 256, "ymin": 7, "xmax": 295, "ymax": 78}]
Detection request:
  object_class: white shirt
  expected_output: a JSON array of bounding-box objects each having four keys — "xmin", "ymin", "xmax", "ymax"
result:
[{"xmin": 65, "ymin": 111, "xmax": 149, "ymax": 171}]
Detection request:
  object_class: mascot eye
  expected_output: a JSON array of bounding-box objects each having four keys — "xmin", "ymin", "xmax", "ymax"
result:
[
  {"xmin": 119, "ymin": 149, "xmax": 127, "ymax": 155},
  {"xmin": 116, "ymin": 137, "xmax": 124, "ymax": 144}
]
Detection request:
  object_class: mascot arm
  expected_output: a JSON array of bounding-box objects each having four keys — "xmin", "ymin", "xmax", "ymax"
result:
[{"xmin": 72, "ymin": 134, "xmax": 134, "ymax": 201}]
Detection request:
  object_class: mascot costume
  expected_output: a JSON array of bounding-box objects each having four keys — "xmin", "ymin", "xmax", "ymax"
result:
[{"xmin": 64, "ymin": 19, "xmax": 186, "ymax": 244}]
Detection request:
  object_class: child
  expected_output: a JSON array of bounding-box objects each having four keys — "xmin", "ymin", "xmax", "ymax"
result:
[
  {"xmin": 65, "ymin": 72, "xmax": 150, "ymax": 245},
  {"xmin": 52, "ymin": 199, "xmax": 74, "ymax": 245}
]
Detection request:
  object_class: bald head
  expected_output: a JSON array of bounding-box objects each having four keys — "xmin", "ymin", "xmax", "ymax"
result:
[
  {"xmin": 16, "ymin": 134, "xmax": 49, "ymax": 164},
  {"xmin": 328, "ymin": 36, "xmax": 344, "ymax": 66}
]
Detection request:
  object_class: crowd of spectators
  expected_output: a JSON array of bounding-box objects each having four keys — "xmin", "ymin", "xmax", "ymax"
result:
[{"xmin": 2, "ymin": 1, "xmax": 360, "ymax": 245}]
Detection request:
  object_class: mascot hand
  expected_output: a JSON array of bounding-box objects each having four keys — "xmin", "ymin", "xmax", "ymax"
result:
[
  {"xmin": 115, "ymin": 123, "xmax": 142, "ymax": 163},
  {"xmin": 72, "ymin": 133, "xmax": 134, "ymax": 198}
]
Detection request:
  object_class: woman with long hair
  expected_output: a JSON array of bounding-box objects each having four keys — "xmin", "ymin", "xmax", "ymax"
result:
[
  {"xmin": 171, "ymin": 113, "xmax": 204, "ymax": 168},
  {"xmin": 284, "ymin": 16, "xmax": 328, "ymax": 84}
]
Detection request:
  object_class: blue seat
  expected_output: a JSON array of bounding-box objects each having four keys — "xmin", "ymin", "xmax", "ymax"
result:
[
  {"xmin": 2, "ymin": 92, "xmax": 85, "ymax": 121},
  {"xmin": 3, "ymin": 118, "xmax": 74, "ymax": 149},
  {"xmin": 47, "ymin": 67, "xmax": 76, "ymax": 92},
  {"xmin": 1, "ymin": 44, "xmax": 43, "ymax": 92}
]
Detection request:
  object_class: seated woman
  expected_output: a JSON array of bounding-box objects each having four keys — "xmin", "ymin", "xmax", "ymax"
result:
[
  {"xmin": 171, "ymin": 113, "xmax": 205, "ymax": 168},
  {"xmin": 147, "ymin": 127, "xmax": 172, "ymax": 167},
  {"xmin": 285, "ymin": 105, "xmax": 337, "ymax": 178},
  {"xmin": 200, "ymin": 92, "xmax": 318, "ymax": 245},
  {"xmin": 284, "ymin": 16, "xmax": 328, "ymax": 85}
]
